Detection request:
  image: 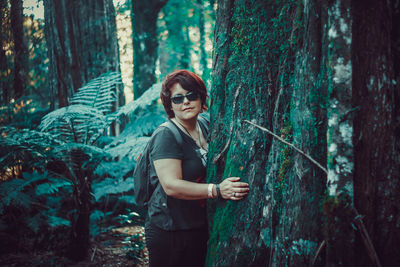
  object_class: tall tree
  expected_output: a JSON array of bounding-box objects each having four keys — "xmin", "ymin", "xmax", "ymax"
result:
[
  {"xmin": 10, "ymin": 0, "xmax": 28, "ymax": 100},
  {"xmin": 131, "ymin": 0, "xmax": 167, "ymax": 98},
  {"xmin": 158, "ymin": 0, "xmax": 191, "ymax": 76},
  {"xmin": 43, "ymin": 0, "xmax": 122, "ymax": 260},
  {"xmin": 0, "ymin": 0, "xmax": 9, "ymax": 104},
  {"xmin": 44, "ymin": 0, "xmax": 122, "ymax": 109},
  {"xmin": 197, "ymin": 0, "xmax": 208, "ymax": 79},
  {"xmin": 206, "ymin": 0, "xmax": 400, "ymax": 266}
]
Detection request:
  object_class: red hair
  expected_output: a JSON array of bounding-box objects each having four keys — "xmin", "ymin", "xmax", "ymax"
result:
[{"xmin": 161, "ymin": 70, "xmax": 208, "ymax": 118}]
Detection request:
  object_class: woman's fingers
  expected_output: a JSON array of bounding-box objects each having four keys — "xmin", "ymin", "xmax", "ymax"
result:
[
  {"xmin": 233, "ymin": 182, "xmax": 249, "ymax": 188},
  {"xmin": 227, "ymin": 177, "xmax": 240, "ymax": 182}
]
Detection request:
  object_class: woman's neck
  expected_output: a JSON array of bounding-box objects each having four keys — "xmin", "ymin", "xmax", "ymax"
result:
[{"xmin": 173, "ymin": 116, "xmax": 197, "ymax": 132}]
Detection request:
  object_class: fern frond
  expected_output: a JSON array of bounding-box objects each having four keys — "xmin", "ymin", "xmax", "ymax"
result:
[
  {"xmin": 105, "ymin": 136, "xmax": 150, "ymax": 160},
  {"xmin": 116, "ymin": 83, "xmax": 162, "ymax": 117},
  {"xmin": 92, "ymin": 176, "xmax": 133, "ymax": 201},
  {"xmin": 39, "ymin": 105, "xmax": 109, "ymax": 144},
  {"xmin": 70, "ymin": 72, "xmax": 122, "ymax": 115},
  {"xmin": 47, "ymin": 214, "xmax": 71, "ymax": 227},
  {"xmin": 94, "ymin": 158, "xmax": 133, "ymax": 179},
  {"xmin": 36, "ymin": 177, "xmax": 73, "ymax": 195},
  {"xmin": 0, "ymin": 176, "xmax": 41, "ymax": 207}
]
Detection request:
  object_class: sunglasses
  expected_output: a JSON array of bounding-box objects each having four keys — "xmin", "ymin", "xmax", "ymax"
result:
[{"xmin": 171, "ymin": 91, "xmax": 200, "ymax": 104}]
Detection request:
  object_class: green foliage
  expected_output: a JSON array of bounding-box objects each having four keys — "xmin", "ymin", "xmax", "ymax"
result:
[
  {"xmin": 0, "ymin": 70, "xmax": 166, "ymax": 254},
  {"xmin": 69, "ymin": 72, "xmax": 122, "ymax": 115},
  {"xmin": 158, "ymin": 0, "xmax": 214, "ymax": 81},
  {"xmin": 125, "ymin": 232, "xmax": 146, "ymax": 262},
  {"xmin": 93, "ymin": 176, "xmax": 134, "ymax": 202}
]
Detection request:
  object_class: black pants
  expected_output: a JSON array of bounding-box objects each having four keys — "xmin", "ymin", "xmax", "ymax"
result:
[{"xmin": 145, "ymin": 223, "xmax": 208, "ymax": 267}]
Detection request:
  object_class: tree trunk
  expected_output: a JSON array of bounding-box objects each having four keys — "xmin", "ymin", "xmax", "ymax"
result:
[
  {"xmin": 159, "ymin": 0, "xmax": 192, "ymax": 76},
  {"xmin": 197, "ymin": 0, "xmax": 209, "ymax": 80},
  {"xmin": 352, "ymin": 1, "xmax": 400, "ymax": 266},
  {"xmin": 131, "ymin": 0, "xmax": 167, "ymax": 98},
  {"xmin": 207, "ymin": 0, "xmax": 400, "ymax": 266},
  {"xmin": 43, "ymin": 0, "xmax": 122, "ymax": 260},
  {"xmin": 10, "ymin": 0, "xmax": 28, "ymax": 100},
  {"xmin": 0, "ymin": 0, "xmax": 9, "ymax": 104},
  {"xmin": 44, "ymin": 0, "xmax": 121, "ymax": 108}
]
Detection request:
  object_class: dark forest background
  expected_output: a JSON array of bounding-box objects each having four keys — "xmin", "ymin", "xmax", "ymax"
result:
[{"xmin": 0, "ymin": 0, "xmax": 399, "ymax": 266}]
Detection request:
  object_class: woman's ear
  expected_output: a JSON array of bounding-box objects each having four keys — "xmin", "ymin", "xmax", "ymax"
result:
[{"xmin": 201, "ymin": 104, "xmax": 208, "ymax": 112}]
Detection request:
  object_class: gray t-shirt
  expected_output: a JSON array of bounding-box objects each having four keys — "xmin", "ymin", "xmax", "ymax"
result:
[{"xmin": 147, "ymin": 120, "xmax": 208, "ymax": 231}]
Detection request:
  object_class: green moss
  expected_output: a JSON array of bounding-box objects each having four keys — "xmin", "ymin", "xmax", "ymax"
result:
[
  {"xmin": 276, "ymin": 121, "xmax": 293, "ymax": 190},
  {"xmin": 206, "ymin": 200, "xmax": 237, "ymax": 265}
]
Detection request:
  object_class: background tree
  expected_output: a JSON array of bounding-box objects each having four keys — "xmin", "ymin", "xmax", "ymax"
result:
[
  {"xmin": 206, "ymin": 0, "xmax": 400, "ymax": 266},
  {"xmin": 158, "ymin": 0, "xmax": 192, "ymax": 74},
  {"xmin": 43, "ymin": 0, "xmax": 123, "ymax": 260},
  {"xmin": 131, "ymin": 0, "xmax": 167, "ymax": 98},
  {"xmin": 43, "ymin": 0, "xmax": 122, "ymax": 109},
  {"xmin": 158, "ymin": 0, "xmax": 213, "ymax": 82},
  {"xmin": 0, "ymin": 0, "xmax": 10, "ymax": 104},
  {"xmin": 10, "ymin": 0, "xmax": 28, "ymax": 100}
]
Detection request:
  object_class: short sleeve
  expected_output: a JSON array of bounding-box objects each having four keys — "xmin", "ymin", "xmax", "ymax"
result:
[{"xmin": 150, "ymin": 127, "xmax": 183, "ymax": 161}]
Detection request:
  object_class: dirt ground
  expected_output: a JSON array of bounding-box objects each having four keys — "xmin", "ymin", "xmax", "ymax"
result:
[{"xmin": 0, "ymin": 225, "xmax": 148, "ymax": 267}]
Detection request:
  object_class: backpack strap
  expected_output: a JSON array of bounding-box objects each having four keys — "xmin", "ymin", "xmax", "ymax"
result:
[{"xmin": 162, "ymin": 120, "xmax": 183, "ymax": 146}]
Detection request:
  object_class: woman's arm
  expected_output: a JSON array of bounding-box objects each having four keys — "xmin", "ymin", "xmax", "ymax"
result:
[{"xmin": 153, "ymin": 158, "xmax": 249, "ymax": 200}]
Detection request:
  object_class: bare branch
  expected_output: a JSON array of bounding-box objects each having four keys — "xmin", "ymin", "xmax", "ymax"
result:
[{"xmin": 242, "ymin": 119, "xmax": 328, "ymax": 175}]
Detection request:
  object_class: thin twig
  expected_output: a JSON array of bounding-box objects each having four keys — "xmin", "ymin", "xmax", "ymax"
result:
[
  {"xmin": 213, "ymin": 84, "xmax": 241, "ymax": 164},
  {"xmin": 353, "ymin": 208, "xmax": 383, "ymax": 267},
  {"xmin": 242, "ymin": 122, "xmax": 382, "ymax": 266},
  {"xmin": 242, "ymin": 120, "xmax": 328, "ymax": 174},
  {"xmin": 91, "ymin": 246, "xmax": 97, "ymax": 262},
  {"xmin": 311, "ymin": 240, "xmax": 326, "ymax": 266}
]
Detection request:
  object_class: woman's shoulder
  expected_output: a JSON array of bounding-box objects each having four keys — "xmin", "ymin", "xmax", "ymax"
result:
[{"xmin": 151, "ymin": 121, "xmax": 182, "ymax": 145}]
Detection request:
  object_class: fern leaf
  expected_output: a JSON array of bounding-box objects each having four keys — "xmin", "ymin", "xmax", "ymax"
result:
[
  {"xmin": 70, "ymin": 72, "xmax": 122, "ymax": 115},
  {"xmin": 92, "ymin": 176, "xmax": 134, "ymax": 201},
  {"xmin": 36, "ymin": 177, "xmax": 72, "ymax": 195},
  {"xmin": 94, "ymin": 158, "xmax": 133, "ymax": 179},
  {"xmin": 116, "ymin": 83, "xmax": 162, "ymax": 117},
  {"xmin": 39, "ymin": 105, "xmax": 109, "ymax": 144},
  {"xmin": 105, "ymin": 136, "xmax": 150, "ymax": 160},
  {"xmin": 90, "ymin": 209, "xmax": 105, "ymax": 222},
  {"xmin": 47, "ymin": 215, "xmax": 71, "ymax": 227},
  {"xmin": 0, "ymin": 172, "xmax": 47, "ymax": 207}
]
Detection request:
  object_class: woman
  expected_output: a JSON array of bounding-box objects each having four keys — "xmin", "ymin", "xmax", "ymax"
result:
[{"xmin": 145, "ymin": 70, "xmax": 249, "ymax": 267}]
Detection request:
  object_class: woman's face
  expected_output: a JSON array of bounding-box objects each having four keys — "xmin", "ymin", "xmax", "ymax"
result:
[{"xmin": 170, "ymin": 83, "xmax": 202, "ymax": 121}]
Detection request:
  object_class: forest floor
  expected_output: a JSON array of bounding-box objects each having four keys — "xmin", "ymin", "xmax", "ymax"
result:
[{"xmin": 0, "ymin": 225, "xmax": 149, "ymax": 267}]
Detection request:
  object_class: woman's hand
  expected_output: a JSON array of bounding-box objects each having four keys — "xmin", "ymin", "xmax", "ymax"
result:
[{"xmin": 219, "ymin": 177, "xmax": 249, "ymax": 200}]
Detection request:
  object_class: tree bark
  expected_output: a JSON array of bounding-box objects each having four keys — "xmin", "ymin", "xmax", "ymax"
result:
[
  {"xmin": 131, "ymin": 0, "xmax": 167, "ymax": 98},
  {"xmin": 44, "ymin": 0, "xmax": 121, "ymax": 108},
  {"xmin": 197, "ymin": 0, "xmax": 209, "ymax": 79},
  {"xmin": 0, "ymin": 0, "xmax": 9, "ymax": 104},
  {"xmin": 352, "ymin": 0, "xmax": 400, "ymax": 266},
  {"xmin": 43, "ymin": 0, "xmax": 122, "ymax": 260},
  {"xmin": 10, "ymin": 0, "xmax": 28, "ymax": 100},
  {"xmin": 207, "ymin": 0, "xmax": 400, "ymax": 266}
]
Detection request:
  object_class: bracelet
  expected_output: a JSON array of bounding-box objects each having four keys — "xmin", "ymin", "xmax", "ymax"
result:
[
  {"xmin": 208, "ymin": 184, "xmax": 214, "ymax": 198},
  {"xmin": 216, "ymin": 184, "xmax": 222, "ymax": 199}
]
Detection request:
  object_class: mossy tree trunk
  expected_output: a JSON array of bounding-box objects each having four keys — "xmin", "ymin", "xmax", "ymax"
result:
[{"xmin": 206, "ymin": 0, "xmax": 400, "ymax": 266}]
